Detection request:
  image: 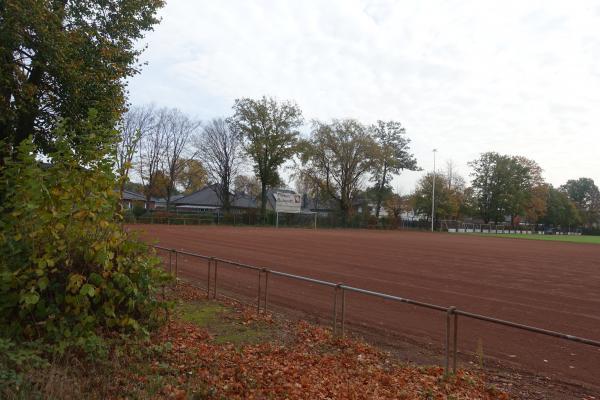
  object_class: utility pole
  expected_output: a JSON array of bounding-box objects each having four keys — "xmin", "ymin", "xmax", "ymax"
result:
[{"xmin": 431, "ymin": 149, "xmax": 437, "ymax": 232}]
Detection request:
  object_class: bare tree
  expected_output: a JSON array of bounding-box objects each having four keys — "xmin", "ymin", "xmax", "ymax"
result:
[
  {"xmin": 161, "ymin": 109, "xmax": 200, "ymax": 209},
  {"xmin": 116, "ymin": 104, "xmax": 155, "ymax": 196},
  {"xmin": 195, "ymin": 118, "xmax": 242, "ymax": 212},
  {"xmin": 138, "ymin": 108, "xmax": 167, "ymax": 202},
  {"xmin": 234, "ymin": 174, "xmax": 261, "ymax": 199},
  {"xmin": 444, "ymin": 159, "xmax": 465, "ymax": 191}
]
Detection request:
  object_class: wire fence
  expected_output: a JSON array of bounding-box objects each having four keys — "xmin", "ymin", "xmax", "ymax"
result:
[
  {"xmin": 153, "ymin": 245, "xmax": 600, "ymax": 382},
  {"xmin": 126, "ymin": 210, "xmax": 433, "ymax": 231}
]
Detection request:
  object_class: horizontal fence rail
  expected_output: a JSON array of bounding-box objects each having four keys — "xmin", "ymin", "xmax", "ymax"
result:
[{"xmin": 153, "ymin": 245, "xmax": 600, "ymax": 378}]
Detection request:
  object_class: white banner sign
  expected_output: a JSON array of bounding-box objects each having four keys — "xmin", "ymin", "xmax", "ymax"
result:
[{"xmin": 274, "ymin": 191, "xmax": 302, "ymax": 213}]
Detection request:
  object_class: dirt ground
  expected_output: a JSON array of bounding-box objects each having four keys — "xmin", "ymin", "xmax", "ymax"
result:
[{"xmin": 130, "ymin": 225, "xmax": 600, "ymax": 398}]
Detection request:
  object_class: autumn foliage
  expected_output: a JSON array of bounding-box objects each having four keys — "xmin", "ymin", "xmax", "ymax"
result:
[
  {"xmin": 145, "ymin": 285, "xmax": 507, "ymax": 400},
  {"xmin": 0, "ymin": 119, "xmax": 169, "ymax": 348}
]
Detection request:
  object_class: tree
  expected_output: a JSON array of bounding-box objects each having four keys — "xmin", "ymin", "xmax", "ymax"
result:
[
  {"xmin": 468, "ymin": 152, "xmax": 543, "ymax": 224},
  {"xmin": 469, "ymin": 152, "xmax": 504, "ymax": 223},
  {"xmin": 509, "ymin": 156, "xmax": 546, "ymax": 224},
  {"xmin": 0, "ymin": 116, "xmax": 168, "ymax": 347},
  {"xmin": 560, "ymin": 178, "xmax": 600, "ymax": 227},
  {"xmin": 0, "ymin": 0, "xmax": 164, "ymax": 160},
  {"xmin": 384, "ymin": 192, "xmax": 409, "ymax": 222},
  {"xmin": 177, "ymin": 159, "xmax": 208, "ymax": 195},
  {"xmin": 138, "ymin": 108, "xmax": 167, "ymax": 202},
  {"xmin": 524, "ymin": 184, "xmax": 549, "ymax": 225},
  {"xmin": 412, "ymin": 173, "xmax": 460, "ymax": 222},
  {"xmin": 444, "ymin": 160, "xmax": 466, "ymax": 191},
  {"xmin": 195, "ymin": 118, "xmax": 242, "ymax": 212},
  {"xmin": 299, "ymin": 119, "xmax": 377, "ymax": 224},
  {"xmin": 234, "ymin": 175, "xmax": 261, "ymax": 198},
  {"xmin": 228, "ymin": 96, "xmax": 303, "ymax": 221},
  {"xmin": 540, "ymin": 186, "xmax": 581, "ymax": 228},
  {"xmin": 370, "ymin": 120, "xmax": 418, "ymax": 218},
  {"xmin": 161, "ymin": 109, "xmax": 199, "ymax": 209},
  {"xmin": 145, "ymin": 169, "xmax": 169, "ymax": 199},
  {"xmin": 116, "ymin": 105, "xmax": 155, "ymax": 196}
]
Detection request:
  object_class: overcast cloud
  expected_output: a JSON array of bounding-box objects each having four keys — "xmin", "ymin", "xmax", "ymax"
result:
[{"xmin": 128, "ymin": 0, "xmax": 600, "ymax": 192}]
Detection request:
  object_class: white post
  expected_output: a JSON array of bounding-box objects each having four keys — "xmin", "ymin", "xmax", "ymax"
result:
[
  {"xmin": 314, "ymin": 212, "xmax": 317, "ymax": 229},
  {"xmin": 431, "ymin": 149, "xmax": 437, "ymax": 232},
  {"xmin": 276, "ymin": 211, "xmax": 279, "ymax": 228}
]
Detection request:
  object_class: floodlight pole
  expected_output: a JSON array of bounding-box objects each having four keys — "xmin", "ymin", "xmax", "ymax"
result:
[{"xmin": 431, "ymin": 149, "xmax": 437, "ymax": 232}]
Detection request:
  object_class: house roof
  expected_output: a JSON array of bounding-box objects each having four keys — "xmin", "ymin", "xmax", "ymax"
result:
[
  {"xmin": 301, "ymin": 194, "xmax": 337, "ymax": 212},
  {"xmin": 153, "ymin": 194, "xmax": 185, "ymax": 204},
  {"xmin": 121, "ymin": 190, "xmax": 147, "ymax": 201},
  {"xmin": 174, "ymin": 185, "xmax": 257, "ymax": 209}
]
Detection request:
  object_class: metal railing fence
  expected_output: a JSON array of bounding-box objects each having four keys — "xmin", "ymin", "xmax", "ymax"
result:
[{"xmin": 153, "ymin": 245, "xmax": 600, "ymax": 378}]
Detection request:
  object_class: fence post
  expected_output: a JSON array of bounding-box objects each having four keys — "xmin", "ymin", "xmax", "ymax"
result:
[
  {"xmin": 445, "ymin": 306, "xmax": 456, "ymax": 376},
  {"xmin": 257, "ymin": 269, "xmax": 262, "ymax": 314},
  {"xmin": 168, "ymin": 250, "xmax": 172, "ymax": 274},
  {"xmin": 453, "ymin": 312, "xmax": 458, "ymax": 373},
  {"xmin": 341, "ymin": 285, "xmax": 346, "ymax": 337},
  {"xmin": 213, "ymin": 258, "xmax": 218, "ymax": 299},
  {"xmin": 264, "ymin": 269, "xmax": 269, "ymax": 312},
  {"xmin": 174, "ymin": 249, "xmax": 178, "ymax": 281},
  {"xmin": 332, "ymin": 285, "xmax": 339, "ymax": 336},
  {"xmin": 206, "ymin": 258, "xmax": 211, "ymax": 299}
]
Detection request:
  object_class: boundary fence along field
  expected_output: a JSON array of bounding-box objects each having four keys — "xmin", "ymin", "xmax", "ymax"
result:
[
  {"xmin": 153, "ymin": 245, "xmax": 600, "ymax": 381},
  {"xmin": 126, "ymin": 210, "xmax": 433, "ymax": 231}
]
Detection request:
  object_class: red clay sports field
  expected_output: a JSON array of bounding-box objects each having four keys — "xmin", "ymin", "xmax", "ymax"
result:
[{"xmin": 131, "ymin": 225, "xmax": 600, "ymax": 393}]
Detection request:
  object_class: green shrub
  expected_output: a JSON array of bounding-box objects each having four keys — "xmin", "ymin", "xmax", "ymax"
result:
[
  {"xmin": 132, "ymin": 204, "xmax": 147, "ymax": 218},
  {"xmin": 0, "ymin": 337, "xmax": 47, "ymax": 395},
  {"xmin": 0, "ymin": 115, "xmax": 170, "ymax": 350}
]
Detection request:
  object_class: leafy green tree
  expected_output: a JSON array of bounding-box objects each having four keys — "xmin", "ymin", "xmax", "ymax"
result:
[
  {"xmin": 540, "ymin": 186, "xmax": 581, "ymax": 228},
  {"xmin": 299, "ymin": 119, "xmax": 377, "ymax": 224},
  {"xmin": 384, "ymin": 192, "xmax": 410, "ymax": 226},
  {"xmin": 0, "ymin": 115, "xmax": 169, "ymax": 347},
  {"xmin": 507, "ymin": 156, "xmax": 545, "ymax": 224},
  {"xmin": 370, "ymin": 121, "xmax": 418, "ymax": 218},
  {"xmin": 560, "ymin": 178, "xmax": 600, "ymax": 227},
  {"xmin": 468, "ymin": 152, "xmax": 544, "ymax": 223},
  {"xmin": 228, "ymin": 97, "xmax": 303, "ymax": 221},
  {"xmin": 412, "ymin": 173, "xmax": 461, "ymax": 222},
  {"xmin": 469, "ymin": 152, "xmax": 506, "ymax": 223},
  {"xmin": 0, "ymin": 0, "xmax": 164, "ymax": 160}
]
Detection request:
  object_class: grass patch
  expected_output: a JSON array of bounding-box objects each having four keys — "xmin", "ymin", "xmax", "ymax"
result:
[
  {"xmin": 178, "ymin": 301, "xmax": 274, "ymax": 346},
  {"xmin": 463, "ymin": 233, "xmax": 600, "ymax": 244}
]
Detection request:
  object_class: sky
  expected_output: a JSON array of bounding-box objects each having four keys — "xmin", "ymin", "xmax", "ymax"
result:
[{"xmin": 127, "ymin": 0, "xmax": 600, "ymax": 193}]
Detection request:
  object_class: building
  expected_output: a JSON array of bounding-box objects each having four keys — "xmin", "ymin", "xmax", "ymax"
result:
[
  {"xmin": 173, "ymin": 184, "xmax": 257, "ymax": 213},
  {"xmin": 300, "ymin": 194, "xmax": 337, "ymax": 216},
  {"xmin": 120, "ymin": 190, "xmax": 155, "ymax": 210}
]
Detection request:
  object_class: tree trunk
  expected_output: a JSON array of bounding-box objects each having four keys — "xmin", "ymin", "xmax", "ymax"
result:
[
  {"xmin": 260, "ymin": 181, "xmax": 268, "ymax": 224},
  {"xmin": 222, "ymin": 176, "xmax": 231, "ymax": 213},
  {"xmin": 375, "ymin": 165, "xmax": 387, "ymax": 219},
  {"xmin": 340, "ymin": 200, "xmax": 351, "ymax": 227}
]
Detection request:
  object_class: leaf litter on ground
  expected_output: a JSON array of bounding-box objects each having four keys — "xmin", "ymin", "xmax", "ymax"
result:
[{"xmin": 147, "ymin": 283, "xmax": 508, "ymax": 399}]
